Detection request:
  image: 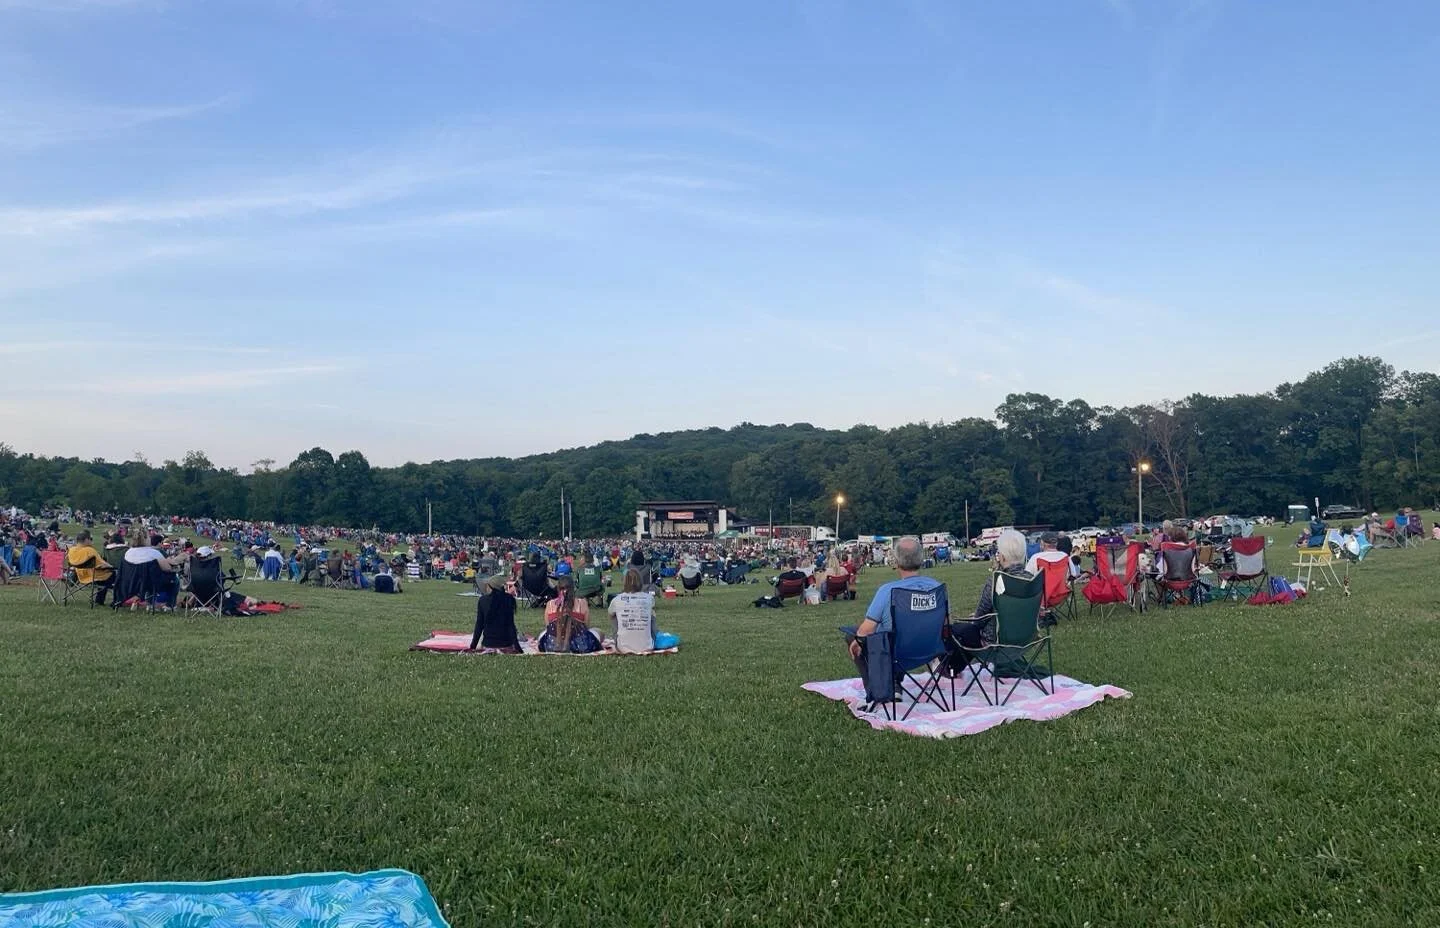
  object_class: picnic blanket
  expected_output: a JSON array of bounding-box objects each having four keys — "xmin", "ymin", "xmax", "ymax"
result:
[
  {"xmin": 0, "ymin": 868, "xmax": 448, "ymax": 927},
  {"xmin": 803, "ymin": 672, "xmax": 1130, "ymax": 739},
  {"xmin": 412, "ymin": 630, "xmax": 679, "ymax": 656}
]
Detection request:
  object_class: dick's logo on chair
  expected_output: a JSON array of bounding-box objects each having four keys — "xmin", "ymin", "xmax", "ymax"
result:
[{"xmin": 909, "ymin": 592, "xmax": 937, "ymax": 612}]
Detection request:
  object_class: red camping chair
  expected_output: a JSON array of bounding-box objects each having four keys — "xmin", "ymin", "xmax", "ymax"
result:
[
  {"xmin": 1081, "ymin": 541, "xmax": 1146, "ymax": 616},
  {"xmin": 1157, "ymin": 542, "xmax": 1202, "ymax": 607},
  {"xmin": 1038, "ymin": 557, "xmax": 1076, "ymax": 622},
  {"xmin": 37, "ymin": 548, "xmax": 66, "ymax": 605},
  {"xmin": 1219, "ymin": 535, "xmax": 1268, "ymax": 602},
  {"xmin": 775, "ymin": 574, "xmax": 807, "ymax": 602},
  {"xmin": 823, "ymin": 573, "xmax": 855, "ymax": 601}
]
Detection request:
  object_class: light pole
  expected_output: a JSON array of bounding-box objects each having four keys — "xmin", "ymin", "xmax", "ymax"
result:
[
  {"xmin": 834, "ymin": 494, "xmax": 845, "ymax": 541},
  {"xmin": 1132, "ymin": 461, "xmax": 1150, "ymax": 531}
]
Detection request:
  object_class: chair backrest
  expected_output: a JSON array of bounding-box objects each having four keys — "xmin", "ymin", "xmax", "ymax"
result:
[
  {"xmin": 681, "ymin": 570, "xmax": 702, "ymax": 591},
  {"xmin": 1094, "ymin": 542, "xmax": 1142, "ymax": 584},
  {"xmin": 1230, "ymin": 535, "xmax": 1266, "ymax": 575},
  {"xmin": 575, "ymin": 565, "xmax": 605, "ymax": 596},
  {"xmin": 1037, "ymin": 557, "xmax": 1071, "ymax": 608},
  {"xmin": 39, "ymin": 549, "xmax": 66, "ymax": 580},
  {"xmin": 889, "ymin": 582, "xmax": 949, "ymax": 670},
  {"xmin": 992, "ymin": 572, "xmax": 1043, "ymax": 647},
  {"xmin": 521, "ymin": 563, "xmax": 550, "ymax": 595},
  {"xmin": 1092, "ymin": 543, "xmax": 1123, "ymax": 581},
  {"xmin": 776, "ymin": 575, "xmax": 806, "ymax": 598},
  {"xmin": 189, "ymin": 556, "xmax": 223, "ymax": 602},
  {"xmin": 824, "ymin": 573, "xmax": 849, "ymax": 595},
  {"xmin": 1160, "ymin": 544, "xmax": 1197, "ymax": 581}
]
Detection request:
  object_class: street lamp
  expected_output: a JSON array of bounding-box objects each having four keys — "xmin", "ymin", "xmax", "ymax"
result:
[
  {"xmin": 834, "ymin": 494, "xmax": 845, "ymax": 541},
  {"xmin": 1131, "ymin": 461, "xmax": 1151, "ymax": 531}
]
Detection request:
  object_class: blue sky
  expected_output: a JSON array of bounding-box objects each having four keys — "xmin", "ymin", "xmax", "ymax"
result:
[{"xmin": 2, "ymin": 0, "xmax": 1437, "ymax": 469}]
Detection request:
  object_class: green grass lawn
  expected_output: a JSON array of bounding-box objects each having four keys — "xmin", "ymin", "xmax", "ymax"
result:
[{"xmin": 4, "ymin": 520, "xmax": 1440, "ymax": 926}]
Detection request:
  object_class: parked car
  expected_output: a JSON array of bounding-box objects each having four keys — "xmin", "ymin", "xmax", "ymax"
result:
[{"xmin": 1322, "ymin": 503, "xmax": 1365, "ymax": 519}]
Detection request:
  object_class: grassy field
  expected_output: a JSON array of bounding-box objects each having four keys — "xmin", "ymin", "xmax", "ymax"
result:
[{"xmin": 3, "ymin": 519, "xmax": 1440, "ymax": 926}]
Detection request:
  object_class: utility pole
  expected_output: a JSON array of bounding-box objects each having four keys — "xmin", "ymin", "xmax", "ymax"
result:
[
  {"xmin": 560, "ymin": 487, "xmax": 565, "ymax": 540},
  {"xmin": 426, "ymin": 499, "xmax": 432, "ymax": 536},
  {"xmin": 964, "ymin": 499, "xmax": 970, "ymax": 547}
]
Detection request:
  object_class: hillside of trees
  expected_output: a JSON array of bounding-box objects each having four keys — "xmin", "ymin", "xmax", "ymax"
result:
[{"xmin": 2, "ymin": 357, "xmax": 1436, "ymax": 536}]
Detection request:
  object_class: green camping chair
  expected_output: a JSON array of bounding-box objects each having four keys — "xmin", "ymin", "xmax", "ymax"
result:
[{"xmin": 958, "ymin": 571, "xmax": 1054, "ymax": 707}]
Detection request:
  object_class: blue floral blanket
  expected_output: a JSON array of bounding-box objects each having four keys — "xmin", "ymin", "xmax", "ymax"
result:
[{"xmin": 0, "ymin": 868, "xmax": 448, "ymax": 927}]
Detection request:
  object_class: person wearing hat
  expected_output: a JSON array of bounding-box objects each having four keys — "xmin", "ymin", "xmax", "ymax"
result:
[
  {"xmin": 468, "ymin": 573, "xmax": 519, "ymax": 652},
  {"xmin": 67, "ymin": 530, "xmax": 116, "ymax": 605},
  {"xmin": 1024, "ymin": 531, "xmax": 1076, "ymax": 577}
]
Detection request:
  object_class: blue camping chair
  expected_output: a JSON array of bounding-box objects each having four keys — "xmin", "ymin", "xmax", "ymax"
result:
[{"xmin": 843, "ymin": 583, "xmax": 952, "ymax": 721}]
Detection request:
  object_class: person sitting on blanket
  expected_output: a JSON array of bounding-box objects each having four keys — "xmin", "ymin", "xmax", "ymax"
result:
[
  {"xmin": 539, "ymin": 575, "xmax": 603, "ymax": 653},
  {"xmin": 608, "ymin": 567, "xmax": 658, "ymax": 654},
  {"xmin": 844, "ymin": 536, "xmax": 942, "ymax": 692},
  {"xmin": 941, "ymin": 529, "xmax": 1032, "ymax": 675},
  {"xmin": 468, "ymin": 573, "xmax": 519, "ymax": 652}
]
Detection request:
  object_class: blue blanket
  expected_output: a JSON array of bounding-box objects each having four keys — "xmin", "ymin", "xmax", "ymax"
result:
[{"xmin": 0, "ymin": 868, "xmax": 448, "ymax": 927}]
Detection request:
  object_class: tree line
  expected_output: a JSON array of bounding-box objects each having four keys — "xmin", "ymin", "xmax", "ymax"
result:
[{"xmin": 2, "ymin": 357, "xmax": 1435, "ymax": 537}]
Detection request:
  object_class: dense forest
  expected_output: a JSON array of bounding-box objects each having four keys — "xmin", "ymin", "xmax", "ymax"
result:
[{"xmin": 2, "ymin": 357, "xmax": 1436, "ymax": 536}]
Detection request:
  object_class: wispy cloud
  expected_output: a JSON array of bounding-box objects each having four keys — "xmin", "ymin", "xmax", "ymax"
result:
[
  {"xmin": 1033, "ymin": 272, "xmax": 1168, "ymax": 316},
  {"xmin": 0, "ymin": 95, "xmax": 234, "ymax": 151},
  {"xmin": 36, "ymin": 363, "xmax": 345, "ymax": 396}
]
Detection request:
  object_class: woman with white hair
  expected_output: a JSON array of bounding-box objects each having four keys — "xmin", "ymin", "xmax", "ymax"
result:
[{"xmin": 944, "ymin": 528, "xmax": 1033, "ymax": 667}]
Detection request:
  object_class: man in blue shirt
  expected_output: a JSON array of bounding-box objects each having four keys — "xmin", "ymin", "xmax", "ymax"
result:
[{"xmin": 845, "ymin": 536, "xmax": 943, "ymax": 695}]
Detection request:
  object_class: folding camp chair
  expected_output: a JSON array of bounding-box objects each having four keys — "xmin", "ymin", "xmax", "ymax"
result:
[
  {"xmin": 1219, "ymin": 535, "xmax": 1267, "ymax": 602},
  {"xmin": 111, "ymin": 559, "xmax": 170, "ymax": 612},
  {"xmin": 774, "ymin": 574, "xmax": 807, "ymax": 603},
  {"xmin": 679, "ymin": 567, "xmax": 703, "ymax": 595},
  {"xmin": 1157, "ymin": 543, "xmax": 1203, "ymax": 607},
  {"xmin": 37, "ymin": 548, "xmax": 66, "ymax": 605},
  {"xmin": 62, "ymin": 554, "xmax": 102, "ymax": 608},
  {"xmin": 1037, "ymin": 557, "xmax": 1076, "ymax": 623},
  {"xmin": 843, "ymin": 583, "xmax": 951, "ymax": 721},
  {"xmin": 243, "ymin": 552, "xmax": 266, "ymax": 582},
  {"xmin": 823, "ymin": 572, "xmax": 856, "ymax": 601},
  {"xmin": 185, "ymin": 555, "xmax": 237, "ymax": 617},
  {"xmin": 958, "ymin": 572, "xmax": 1053, "ymax": 706},
  {"xmin": 1293, "ymin": 539, "xmax": 1341, "ymax": 589},
  {"xmin": 1081, "ymin": 541, "xmax": 1146, "ymax": 616},
  {"xmin": 519, "ymin": 562, "xmax": 555, "ymax": 607}
]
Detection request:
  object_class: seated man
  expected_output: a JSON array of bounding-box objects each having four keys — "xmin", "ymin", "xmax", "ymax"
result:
[
  {"xmin": 842, "ymin": 536, "xmax": 943, "ymax": 700},
  {"xmin": 67, "ymin": 530, "xmax": 116, "ymax": 605},
  {"xmin": 1024, "ymin": 531, "xmax": 1077, "ymax": 578},
  {"xmin": 775, "ymin": 557, "xmax": 809, "ymax": 599},
  {"xmin": 574, "ymin": 552, "xmax": 606, "ymax": 605},
  {"xmin": 372, "ymin": 563, "xmax": 402, "ymax": 593}
]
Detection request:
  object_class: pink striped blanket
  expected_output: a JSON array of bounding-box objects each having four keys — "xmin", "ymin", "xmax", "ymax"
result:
[
  {"xmin": 411, "ymin": 630, "xmax": 678, "ymax": 656},
  {"xmin": 803, "ymin": 672, "xmax": 1130, "ymax": 738}
]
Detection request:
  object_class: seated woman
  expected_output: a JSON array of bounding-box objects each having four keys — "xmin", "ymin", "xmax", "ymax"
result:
[
  {"xmin": 608, "ymin": 567, "xmax": 658, "ymax": 654},
  {"xmin": 468, "ymin": 573, "xmax": 519, "ymax": 652},
  {"xmin": 819, "ymin": 556, "xmax": 854, "ymax": 601},
  {"xmin": 943, "ymin": 529, "xmax": 1031, "ymax": 672},
  {"xmin": 538, "ymin": 575, "xmax": 602, "ymax": 653}
]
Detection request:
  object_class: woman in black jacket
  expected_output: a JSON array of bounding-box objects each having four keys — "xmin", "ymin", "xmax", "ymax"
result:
[{"xmin": 469, "ymin": 573, "xmax": 520, "ymax": 652}]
